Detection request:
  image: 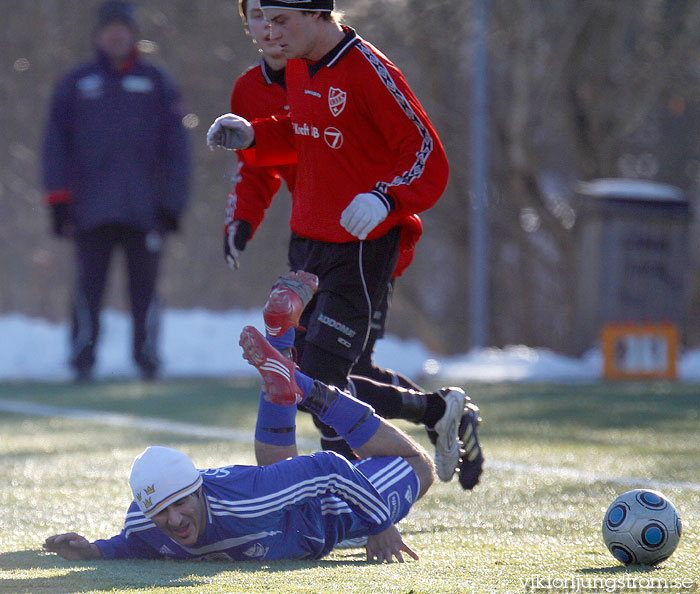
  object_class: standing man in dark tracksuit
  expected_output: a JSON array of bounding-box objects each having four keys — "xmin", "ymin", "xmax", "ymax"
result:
[{"xmin": 42, "ymin": 0, "xmax": 191, "ymax": 381}]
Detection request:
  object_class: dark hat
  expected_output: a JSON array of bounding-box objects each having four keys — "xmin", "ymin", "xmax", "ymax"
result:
[
  {"xmin": 96, "ymin": 0, "xmax": 138, "ymax": 29},
  {"xmin": 259, "ymin": 0, "xmax": 333, "ymax": 11}
]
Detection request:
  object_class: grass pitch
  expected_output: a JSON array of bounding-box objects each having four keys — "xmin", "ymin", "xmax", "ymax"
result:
[{"xmin": 1, "ymin": 379, "xmax": 699, "ymax": 594}]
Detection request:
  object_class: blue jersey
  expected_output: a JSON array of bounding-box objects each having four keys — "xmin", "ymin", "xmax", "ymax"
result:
[{"xmin": 95, "ymin": 451, "xmax": 417, "ymax": 561}]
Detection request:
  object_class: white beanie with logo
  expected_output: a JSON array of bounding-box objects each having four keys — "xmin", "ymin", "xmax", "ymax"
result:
[{"xmin": 129, "ymin": 446, "xmax": 203, "ymax": 518}]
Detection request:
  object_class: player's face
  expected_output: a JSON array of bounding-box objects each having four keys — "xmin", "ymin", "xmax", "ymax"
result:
[
  {"xmin": 95, "ymin": 21, "xmax": 136, "ymax": 63},
  {"xmin": 263, "ymin": 8, "xmax": 318, "ymax": 60},
  {"xmin": 246, "ymin": 0, "xmax": 285, "ymax": 62},
  {"xmin": 151, "ymin": 490, "xmax": 206, "ymax": 546}
]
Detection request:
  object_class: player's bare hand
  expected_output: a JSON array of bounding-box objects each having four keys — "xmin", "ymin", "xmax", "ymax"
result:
[
  {"xmin": 366, "ymin": 524, "xmax": 419, "ymax": 563},
  {"xmin": 43, "ymin": 533, "xmax": 103, "ymax": 560}
]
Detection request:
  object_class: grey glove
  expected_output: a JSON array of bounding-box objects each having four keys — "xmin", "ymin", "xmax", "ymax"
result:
[{"xmin": 207, "ymin": 113, "xmax": 255, "ymax": 150}]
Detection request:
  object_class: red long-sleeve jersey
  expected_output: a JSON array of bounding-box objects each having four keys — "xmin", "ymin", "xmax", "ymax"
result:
[
  {"xmin": 247, "ymin": 27, "xmax": 449, "ymax": 244},
  {"xmin": 225, "ymin": 61, "xmax": 297, "ymax": 238}
]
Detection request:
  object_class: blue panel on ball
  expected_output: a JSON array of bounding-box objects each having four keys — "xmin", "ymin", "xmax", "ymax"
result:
[
  {"xmin": 639, "ymin": 491, "xmax": 663, "ymax": 508},
  {"xmin": 608, "ymin": 505, "xmax": 626, "ymax": 527},
  {"xmin": 612, "ymin": 546, "xmax": 632, "ymax": 564},
  {"xmin": 642, "ymin": 524, "xmax": 664, "ymax": 547}
]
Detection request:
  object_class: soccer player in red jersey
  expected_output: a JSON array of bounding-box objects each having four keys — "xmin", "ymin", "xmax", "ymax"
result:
[{"xmin": 213, "ymin": 1, "xmax": 483, "ymax": 488}]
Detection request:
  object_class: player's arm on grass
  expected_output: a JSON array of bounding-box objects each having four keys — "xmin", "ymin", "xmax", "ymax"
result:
[{"xmin": 43, "ymin": 532, "xmax": 103, "ymax": 560}]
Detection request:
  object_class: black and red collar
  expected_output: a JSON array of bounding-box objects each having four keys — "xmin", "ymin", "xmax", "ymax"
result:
[
  {"xmin": 307, "ymin": 26, "xmax": 359, "ymax": 77},
  {"xmin": 261, "ymin": 59, "xmax": 286, "ymax": 89}
]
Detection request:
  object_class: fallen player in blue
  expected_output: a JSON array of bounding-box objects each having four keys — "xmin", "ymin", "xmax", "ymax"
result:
[{"xmin": 43, "ymin": 327, "xmax": 435, "ymax": 563}]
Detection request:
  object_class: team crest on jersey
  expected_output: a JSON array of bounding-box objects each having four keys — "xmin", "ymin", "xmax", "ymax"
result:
[{"xmin": 328, "ymin": 87, "xmax": 347, "ymax": 116}]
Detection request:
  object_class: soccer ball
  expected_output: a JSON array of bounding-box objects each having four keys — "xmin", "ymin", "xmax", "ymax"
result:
[{"xmin": 602, "ymin": 489, "xmax": 682, "ymax": 566}]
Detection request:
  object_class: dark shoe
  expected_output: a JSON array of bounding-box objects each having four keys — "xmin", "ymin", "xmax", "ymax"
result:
[
  {"xmin": 457, "ymin": 401, "xmax": 484, "ymax": 490},
  {"xmin": 73, "ymin": 367, "xmax": 94, "ymax": 384},
  {"xmin": 139, "ymin": 365, "xmax": 159, "ymax": 382}
]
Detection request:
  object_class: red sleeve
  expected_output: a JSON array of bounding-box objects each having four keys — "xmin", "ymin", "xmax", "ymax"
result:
[
  {"xmin": 225, "ymin": 152, "xmax": 282, "ymax": 238},
  {"xmin": 247, "ymin": 115, "xmax": 298, "ymax": 167},
  {"xmin": 225, "ymin": 70, "xmax": 289, "ymax": 236},
  {"xmin": 368, "ymin": 63, "xmax": 448, "ymax": 218}
]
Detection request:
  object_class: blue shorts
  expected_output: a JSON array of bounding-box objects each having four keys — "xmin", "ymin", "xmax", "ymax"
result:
[{"xmin": 352, "ymin": 456, "xmax": 419, "ymax": 524}]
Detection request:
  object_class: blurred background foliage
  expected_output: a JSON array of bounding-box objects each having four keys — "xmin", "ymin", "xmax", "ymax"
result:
[{"xmin": 2, "ymin": 0, "xmax": 700, "ymax": 355}]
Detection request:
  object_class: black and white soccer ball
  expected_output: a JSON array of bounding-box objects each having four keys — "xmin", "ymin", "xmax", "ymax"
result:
[{"xmin": 602, "ymin": 489, "xmax": 682, "ymax": 566}]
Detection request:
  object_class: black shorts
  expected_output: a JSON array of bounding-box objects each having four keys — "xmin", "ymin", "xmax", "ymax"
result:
[{"xmin": 288, "ymin": 227, "xmax": 400, "ymax": 363}]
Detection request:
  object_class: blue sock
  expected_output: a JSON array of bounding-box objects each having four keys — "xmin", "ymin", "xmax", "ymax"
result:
[
  {"xmin": 294, "ymin": 369, "xmax": 314, "ymax": 397},
  {"xmin": 295, "ymin": 373, "xmax": 381, "ymax": 450},
  {"xmin": 267, "ymin": 327, "xmax": 295, "ymax": 351},
  {"xmin": 255, "ymin": 328, "xmax": 298, "ymax": 446},
  {"xmin": 254, "ymin": 392, "xmax": 297, "ymax": 446},
  {"xmin": 322, "ymin": 391, "xmax": 381, "ymax": 449}
]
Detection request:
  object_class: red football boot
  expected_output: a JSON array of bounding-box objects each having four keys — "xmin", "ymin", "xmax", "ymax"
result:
[
  {"xmin": 263, "ymin": 271, "xmax": 319, "ymax": 337},
  {"xmin": 239, "ymin": 325, "xmax": 303, "ymax": 405}
]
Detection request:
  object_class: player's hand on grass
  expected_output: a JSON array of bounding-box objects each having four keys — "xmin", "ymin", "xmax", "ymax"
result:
[
  {"xmin": 43, "ymin": 532, "xmax": 103, "ymax": 561},
  {"xmin": 207, "ymin": 113, "xmax": 254, "ymax": 150},
  {"xmin": 366, "ymin": 524, "xmax": 419, "ymax": 563}
]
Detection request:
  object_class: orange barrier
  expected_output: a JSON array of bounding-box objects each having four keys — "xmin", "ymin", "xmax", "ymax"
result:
[{"xmin": 601, "ymin": 322, "xmax": 679, "ymax": 380}]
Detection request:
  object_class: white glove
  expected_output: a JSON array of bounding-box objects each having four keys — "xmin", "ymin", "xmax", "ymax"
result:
[
  {"xmin": 340, "ymin": 193, "xmax": 389, "ymax": 240},
  {"xmin": 207, "ymin": 113, "xmax": 254, "ymax": 151}
]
